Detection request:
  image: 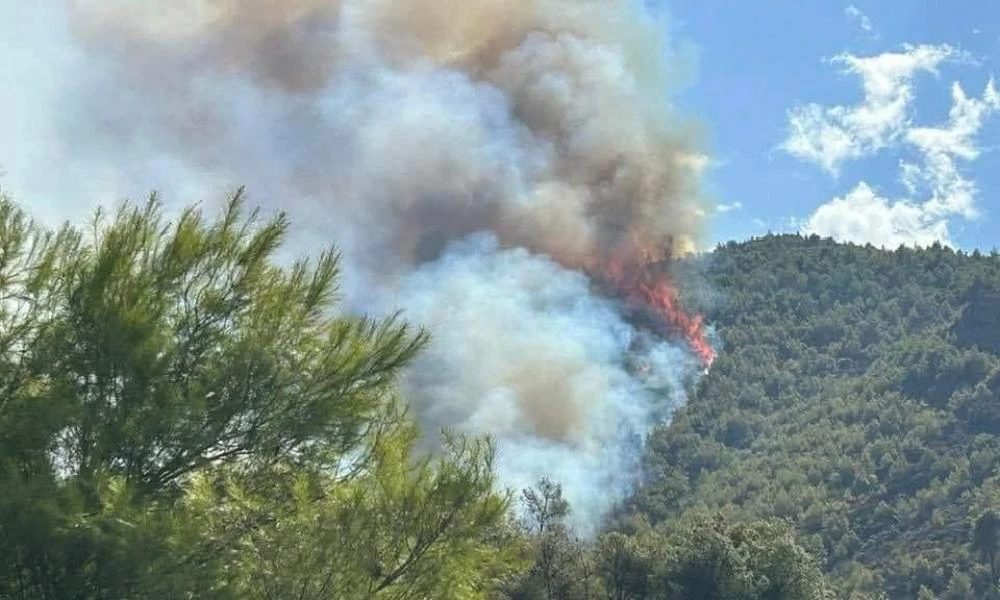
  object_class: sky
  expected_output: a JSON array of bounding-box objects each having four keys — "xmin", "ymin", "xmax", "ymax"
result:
[
  {"xmin": 667, "ymin": 1, "xmax": 1000, "ymax": 251},
  {"xmin": 1, "ymin": 1, "xmax": 999, "ymax": 251}
]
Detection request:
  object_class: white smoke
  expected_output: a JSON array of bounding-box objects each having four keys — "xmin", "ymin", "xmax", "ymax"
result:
[
  {"xmin": 1, "ymin": 0, "xmax": 711, "ymax": 529},
  {"xmin": 393, "ymin": 234, "xmax": 691, "ymax": 529}
]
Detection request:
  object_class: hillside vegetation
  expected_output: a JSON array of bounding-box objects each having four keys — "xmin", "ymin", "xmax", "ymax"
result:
[
  {"xmin": 634, "ymin": 234, "xmax": 1000, "ymax": 599},
  {"xmin": 2, "ymin": 191, "xmax": 998, "ymax": 599},
  {"xmin": 0, "ymin": 195, "xmax": 836, "ymax": 599}
]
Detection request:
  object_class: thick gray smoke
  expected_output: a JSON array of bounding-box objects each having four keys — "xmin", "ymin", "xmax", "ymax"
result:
[{"xmin": 3, "ymin": 0, "xmax": 711, "ymax": 530}]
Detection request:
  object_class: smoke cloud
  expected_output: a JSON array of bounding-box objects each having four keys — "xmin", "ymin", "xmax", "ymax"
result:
[
  {"xmin": 4, "ymin": 0, "xmax": 712, "ymax": 529},
  {"xmin": 396, "ymin": 234, "xmax": 691, "ymax": 527}
]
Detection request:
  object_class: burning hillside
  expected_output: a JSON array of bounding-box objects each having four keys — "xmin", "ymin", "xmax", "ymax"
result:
[
  {"xmin": 57, "ymin": 0, "xmax": 714, "ymax": 530},
  {"xmin": 600, "ymin": 256, "xmax": 715, "ymax": 370}
]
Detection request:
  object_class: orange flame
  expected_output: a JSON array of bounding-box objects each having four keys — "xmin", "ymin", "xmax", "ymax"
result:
[
  {"xmin": 526, "ymin": 236, "xmax": 715, "ymax": 369},
  {"xmin": 594, "ymin": 251, "xmax": 715, "ymax": 369}
]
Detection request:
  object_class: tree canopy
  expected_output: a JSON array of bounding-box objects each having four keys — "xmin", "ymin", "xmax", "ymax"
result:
[
  {"xmin": 0, "ymin": 191, "xmax": 515, "ymax": 599},
  {"xmin": 634, "ymin": 234, "xmax": 1000, "ymax": 598}
]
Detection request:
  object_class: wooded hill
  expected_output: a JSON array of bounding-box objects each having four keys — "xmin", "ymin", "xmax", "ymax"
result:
[{"xmin": 633, "ymin": 234, "xmax": 1000, "ymax": 599}]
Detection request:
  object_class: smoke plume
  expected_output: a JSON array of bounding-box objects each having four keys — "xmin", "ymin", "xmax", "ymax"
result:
[{"xmin": 11, "ymin": 0, "xmax": 715, "ymax": 529}]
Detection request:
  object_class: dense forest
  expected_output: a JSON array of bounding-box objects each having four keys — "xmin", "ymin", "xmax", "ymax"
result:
[
  {"xmin": 633, "ymin": 234, "xmax": 1000, "ymax": 599},
  {"xmin": 1, "ymin": 193, "xmax": 999, "ymax": 599}
]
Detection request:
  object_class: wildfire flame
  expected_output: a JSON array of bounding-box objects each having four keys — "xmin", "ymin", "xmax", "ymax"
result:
[{"xmin": 590, "ymin": 245, "xmax": 716, "ymax": 370}]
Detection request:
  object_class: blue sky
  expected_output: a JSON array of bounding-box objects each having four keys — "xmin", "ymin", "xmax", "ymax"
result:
[{"xmin": 666, "ymin": 1, "xmax": 1000, "ymax": 250}]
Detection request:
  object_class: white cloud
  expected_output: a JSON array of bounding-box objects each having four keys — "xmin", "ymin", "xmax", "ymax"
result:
[
  {"xmin": 908, "ymin": 79, "xmax": 999, "ymax": 162},
  {"xmin": 782, "ymin": 44, "xmax": 959, "ymax": 174},
  {"xmin": 903, "ymin": 79, "xmax": 1000, "ymax": 218},
  {"xmin": 845, "ymin": 5, "xmax": 874, "ymax": 34},
  {"xmin": 786, "ymin": 42, "xmax": 996, "ymax": 249},
  {"xmin": 715, "ymin": 201, "xmax": 742, "ymax": 214},
  {"xmin": 803, "ymin": 181, "xmax": 949, "ymax": 248},
  {"xmin": 802, "ymin": 80, "xmax": 998, "ymax": 248}
]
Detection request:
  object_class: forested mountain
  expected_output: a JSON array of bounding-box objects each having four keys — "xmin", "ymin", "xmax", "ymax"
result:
[{"xmin": 633, "ymin": 234, "xmax": 1000, "ymax": 599}]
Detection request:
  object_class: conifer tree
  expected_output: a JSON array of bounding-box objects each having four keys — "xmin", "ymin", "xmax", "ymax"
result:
[{"xmin": 0, "ymin": 190, "xmax": 514, "ymax": 598}]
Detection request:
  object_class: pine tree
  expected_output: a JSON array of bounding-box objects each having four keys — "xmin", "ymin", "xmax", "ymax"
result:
[{"xmin": 0, "ymin": 190, "xmax": 514, "ymax": 598}]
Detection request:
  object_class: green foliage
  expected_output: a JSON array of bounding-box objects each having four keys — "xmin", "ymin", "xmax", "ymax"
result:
[
  {"xmin": 0, "ymin": 191, "xmax": 511, "ymax": 599},
  {"xmin": 174, "ymin": 419, "xmax": 518, "ymax": 600},
  {"xmin": 656, "ymin": 514, "xmax": 833, "ymax": 600},
  {"xmin": 637, "ymin": 234, "xmax": 1000, "ymax": 599},
  {"xmin": 522, "ymin": 478, "xmax": 571, "ymax": 534},
  {"xmin": 503, "ymin": 483, "xmax": 831, "ymax": 599},
  {"xmin": 505, "ymin": 479, "xmax": 598, "ymax": 600},
  {"xmin": 972, "ymin": 509, "xmax": 1000, "ymax": 593}
]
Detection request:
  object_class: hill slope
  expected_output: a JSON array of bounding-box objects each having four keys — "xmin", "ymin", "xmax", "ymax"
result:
[{"xmin": 636, "ymin": 234, "xmax": 1000, "ymax": 598}]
